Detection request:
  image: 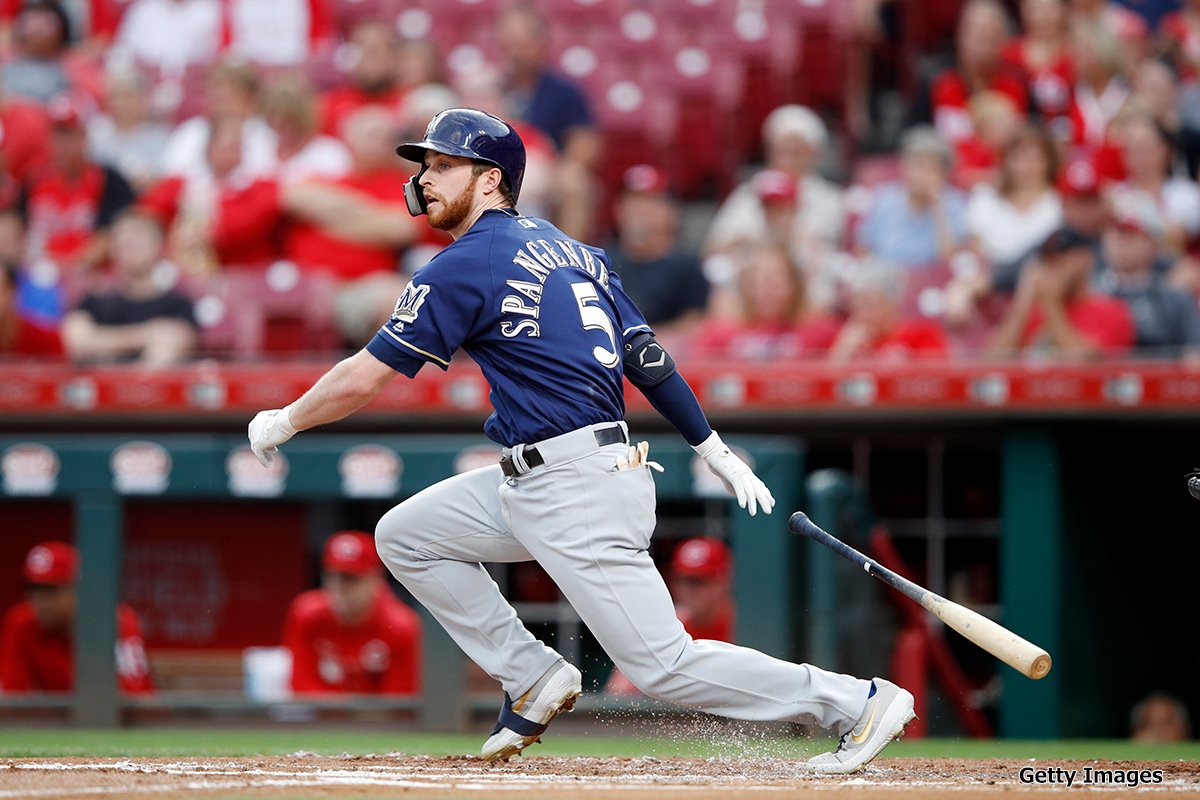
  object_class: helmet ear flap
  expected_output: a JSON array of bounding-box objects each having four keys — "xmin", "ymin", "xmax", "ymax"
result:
[{"xmin": 404, "ymin": 165, "xmax": 429, "ymax": 217}]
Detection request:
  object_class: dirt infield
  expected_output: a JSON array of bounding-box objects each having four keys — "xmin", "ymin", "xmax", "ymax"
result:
[{"xmin": 2, "ymin": 755, "xmax": 1198, "ymax": 799}]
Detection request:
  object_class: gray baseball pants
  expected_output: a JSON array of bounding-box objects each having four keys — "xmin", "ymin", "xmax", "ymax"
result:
[{"xmin": 374, "ymin": 421, "xmax": 871, "ymax": 734}]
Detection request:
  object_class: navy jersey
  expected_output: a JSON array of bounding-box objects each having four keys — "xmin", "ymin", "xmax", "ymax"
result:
[{"xmin": 366, "ymin": 209, "xmax": 652, "ymax": 447}]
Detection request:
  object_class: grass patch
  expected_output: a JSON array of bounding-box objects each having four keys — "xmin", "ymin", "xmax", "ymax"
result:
[{"xmin": 0, "ymin": 728, "xmax": 1196, "ymax": 762}]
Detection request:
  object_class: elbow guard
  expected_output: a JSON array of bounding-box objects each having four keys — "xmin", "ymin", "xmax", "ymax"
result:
[{"xmin": 623, "ymin": 331, "xmax": 677, "ymax": 389}]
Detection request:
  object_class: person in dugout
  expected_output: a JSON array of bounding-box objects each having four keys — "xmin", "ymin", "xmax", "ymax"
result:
[
  {"xmin": 282, "ymin": 531, "xmax": 422, "ymax": 694},
  {"xmin": 605, "ymin": 536, "xmax": 735, "ymax": 694},
  {"xmin": 0, "ymin": 541, "xmax": 154, "ymax": 693}
]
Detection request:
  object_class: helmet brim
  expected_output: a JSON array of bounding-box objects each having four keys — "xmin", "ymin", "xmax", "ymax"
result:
[{"xmin": 396, "ymin": 139, "xmax": 482, "ymax": 163}]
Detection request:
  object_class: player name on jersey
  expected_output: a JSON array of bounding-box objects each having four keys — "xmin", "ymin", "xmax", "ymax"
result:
[{"xmin": 503, "ymin": 236, "xmax": 611, "ymax": 339}]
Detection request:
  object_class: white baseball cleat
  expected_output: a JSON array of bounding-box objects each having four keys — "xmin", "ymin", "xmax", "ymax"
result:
[
  {"xmin": 482, "ymin": 660, "xmax": 582, "ymax": 762},
  {"xmin": 806, "ymin": 678, "xmax": 916, "ymax": 775}
]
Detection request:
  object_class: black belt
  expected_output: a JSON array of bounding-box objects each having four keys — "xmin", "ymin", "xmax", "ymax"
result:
[{"xmin": 500, "ymin": 426, "xmax": 628, "ymax": 478}]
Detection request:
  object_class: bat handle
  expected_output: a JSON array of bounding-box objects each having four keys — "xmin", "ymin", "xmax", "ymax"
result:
[{"xmin": 788, "ymin": 512, "xmax": 873, "ymax": 573}]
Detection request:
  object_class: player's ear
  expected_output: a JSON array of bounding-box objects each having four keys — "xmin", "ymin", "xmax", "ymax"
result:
[{"xmin": 483, "ymin": 166, "xmax": 503, "ymax": 195}]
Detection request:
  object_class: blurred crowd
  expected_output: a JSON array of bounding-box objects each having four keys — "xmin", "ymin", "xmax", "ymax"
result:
[{"xmin": 1, "ymin": 0, "xmax": 1200, "ymax": 366}]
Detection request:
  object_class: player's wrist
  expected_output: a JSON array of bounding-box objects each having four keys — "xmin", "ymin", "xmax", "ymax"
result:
[
  {"xmin": 277, "ymin": 403, "xmax": 299, "ymax": 437},
  {"xmin": 692, "ymin": 431, "xmax": 724, "ymax": 460}
]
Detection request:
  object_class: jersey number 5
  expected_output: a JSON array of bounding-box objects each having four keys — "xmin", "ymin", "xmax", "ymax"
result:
[{"xmin": 571, "ymin": 282, "xmax": 620, "ymax": 369}]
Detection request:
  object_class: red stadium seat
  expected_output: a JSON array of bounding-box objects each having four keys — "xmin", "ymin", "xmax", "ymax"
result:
[{"xmin": 196, "ymin": 265, "xmax": 340, "ymax": 356}]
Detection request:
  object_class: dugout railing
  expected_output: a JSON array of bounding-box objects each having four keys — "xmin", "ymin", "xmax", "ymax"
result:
[{"xmin": 0, "ymin": 433, "xmax": 803, "ymax": 730}]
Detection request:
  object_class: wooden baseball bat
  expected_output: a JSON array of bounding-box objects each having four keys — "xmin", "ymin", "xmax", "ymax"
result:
[{"xmin": 789, "ymin": 512, "xmax": 1052, "ymax": 680}]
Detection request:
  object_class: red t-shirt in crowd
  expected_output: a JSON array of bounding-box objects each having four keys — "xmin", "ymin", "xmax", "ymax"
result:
[
  {"xmin": 1, "ymin": 318, "xmax": 64, "ymax": 356},
  {"xmin": 1000, "ymin": 39, "xmax": 1075, "ymax": 135},
  {"xmin": 1, "ymin": 102, "xmax": 51, "ymax": 183},
  {"xmin": 24, "ymin": 164, "xmax": 135, "ymax": 266},
  {"xmin": 872, "ymin": 318, "xmax": 951, "ymax": 360},
  {"xmin": 688, "ymin": 316, "xmax": 842, "ymax": 360},
  {"xmin": 930, "ymin": 68, "xmax": 1029, "ymax": 143},
  {"xmin": 319, "ymin": 85, "xmax": 406, "ymax": 140},
  {"xmin": 680, "ymin": 603, "xmax": 734, "ymax": 644},
  {"xmin": 1022, "ymin": 293, "xmax": 1135, "ymax": 354},
  {"xmin": 0, "ymin": 601, "xmax": 154, "ymax": 693},
  {"xmin": 139, "ymin": 175, "xmax": 282, "ymax": 268},
  {"xmin": 282, "ymin": 585, "xmax": 421, "ymax": 694},
  {"xmin": 284, "ymin": 169, "xmax": 447, "ymax": 280}
]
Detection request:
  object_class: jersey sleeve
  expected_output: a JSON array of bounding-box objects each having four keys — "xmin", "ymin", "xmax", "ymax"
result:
[
  {"xmin": 607, "ymin": 270, "xmax": 652, "ymax": 345},
  {"xmin": 365, "ymin": 263, "xmax": 488, "ymax": 377}
]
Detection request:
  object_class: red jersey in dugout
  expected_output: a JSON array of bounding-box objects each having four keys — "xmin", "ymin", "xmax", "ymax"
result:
[
  {"xmin": 282, "ymin": 585, "xmax": 421, "ymax": 694},
  {"xmin": 0, "ymin": 601, "xmax": 154, "ymax": 693}
]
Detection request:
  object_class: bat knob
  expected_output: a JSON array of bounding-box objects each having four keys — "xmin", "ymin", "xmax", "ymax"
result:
[{"xmin": 1029, "ymin": 653, "xmax": 1052, "ymax": 680}]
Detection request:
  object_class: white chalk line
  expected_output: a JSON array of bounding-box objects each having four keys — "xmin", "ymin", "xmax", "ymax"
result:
[{"xmin": 2, "ymin": 760, "xmax": 1196, "ymax": 797}]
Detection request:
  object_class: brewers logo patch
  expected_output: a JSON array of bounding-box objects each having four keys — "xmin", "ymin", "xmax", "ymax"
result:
[{"xmin": 390, "ymin": 281, "xmax": 431, "ymax": 331}]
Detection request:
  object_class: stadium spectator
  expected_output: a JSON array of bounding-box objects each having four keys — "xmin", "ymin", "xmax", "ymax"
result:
[
  {"xmin": 828, "ymin": 259, "xmax": 951, "ymax": 362},
  {"xmin": 981, "ymin": 155, "xmax": 1109, "ymax": 299},
  {"xmin": 1130, "ymin": 692, "xmax": 1192, "ymax": 741},
  {"xmin": 1068, "ymin": 16, "xmax": 1131, "ymax": 149},
  {"xmin": 453, "ymin": 62, "xmax": 556, "ymax": 221},
  {"xmin": 159, "ymin": 57, "xmax": 275, "ymax": 183},
  {"xmin": 857, "ymin": 126, "xmax": 968, "ymax": 269},
  {"xmin": 606, "ymin": 537, "xmax": 735, "ymax": 695},
  {"xmin": 1110, "ymin": 114, "xmax": 1200, "ymax": 254},
  {"xmin": 319, "ymin": 19, "xmax": 404, "ymax": 140},
  {"xmin": 0, "ymin": 541, "xmax": 153, "ymax": 694},
  {"xmin": 282, "ymin": 106, "xmax": 437, "ymax": 345},
  {"xmin": 87, "ymin": 65, "xmax": 169, "ymax": 190},
  {"xmin": 926, "ymin": 0, "xmax": 1027, "ymax": 146},
  {"xmin": 61, "ymin": 209, "xmax": 196, "ymax": 365},
  {"xmin": 1002, "ymin": 0, "xmax": 1074, "ymax": 141},
  {"xmin": 282, "ymin": 531, "xmax": 422, "ymax": 695},
  {"xmin": 496, "ymin": 2, "xmax": 599, "ymax": 242},
  {"xmin": 953, "ymin": 90, "xmax": 1024, "ymax": 187},
  {"xmin": 690, "ymin": 245, "xmax": 839, "ymax": 360},
  {"xmin": 1160, "ymin": 0, "xmax": 1200, "ymax": 80},
  {"xmin": 112, "ymin": 0, "xmax": 221, "ymax": 77},
  {"xmin": 606, "ymin": 165, "xmax": 708, "ymax": 342},
  {"xmin": 261, "ymin": 73, "xmax": 351, "ymax": 186},
  {"xmin": 1128, "ymin": 57, "xmax": 1181, "ymax": 138},
  {"xmin": 0, "ymin": 262, "xmax": 61, "ymax": 356},
  {"xmin": 0, "ymin": 0, "xmax": 119, "ymax": 56},
  {"xmin": 989, "ymin": 226, "xmax": 1135, "ymax": 357},
  {"xmin": 967, "ymin": 124, "xmax": 1063, "ymax": 270},
  {"xmin": 23, "ymin": 93, "xmax": 135, "ymax": 273},
  {"xmin": 706, "ymin": 105, "xmax": 845, "ymax": 287},
  {"xmin": 221, "ymin": 0, "xmax": 335, "ymax": 68},
  {"xmin": 1097, "ymin": 194, "xmax": 1200, "ymax": 357},
  {"xmin": 140, "ymin": 117, "xmax": 282, "ymax": 273},
  {"xmin": 1, "ymin": 0, "xmax": 75, "ymax": 105}
]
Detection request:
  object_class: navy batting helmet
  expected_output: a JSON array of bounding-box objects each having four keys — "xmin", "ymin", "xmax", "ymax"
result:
[{"xmin": 396, "ymin": 107, "xmax": 526, "ymax": 216}]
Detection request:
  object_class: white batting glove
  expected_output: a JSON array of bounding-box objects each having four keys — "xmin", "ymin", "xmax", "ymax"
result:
[
  {"xmin": 248, "ymin": 403, "xmax": 298, "ymax": 467},
  {"xmin": 693, "ymin": 431, "xmax": 775, "ymax": 516}
]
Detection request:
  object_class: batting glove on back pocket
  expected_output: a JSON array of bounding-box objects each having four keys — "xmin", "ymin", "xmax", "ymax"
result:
[
  {"xmin": 693, "ymin": 431, "xmax": 775, "ymax": 516},
  {"xmin": 248, "ymin": 403, "xmax": 298, "ymax": 467}
]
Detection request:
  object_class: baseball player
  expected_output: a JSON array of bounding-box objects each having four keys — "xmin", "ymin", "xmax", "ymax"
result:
[
  {"xmin": 282, "ymin": 531, "xmax": 422, "ymax": 694},
  {"xmin": 0, "ymin": 541, "xmax": 153, "ymax": 694},
  {"xmin": 248, "ymin": 108, "xmax": 914, "ymax": 773}
]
